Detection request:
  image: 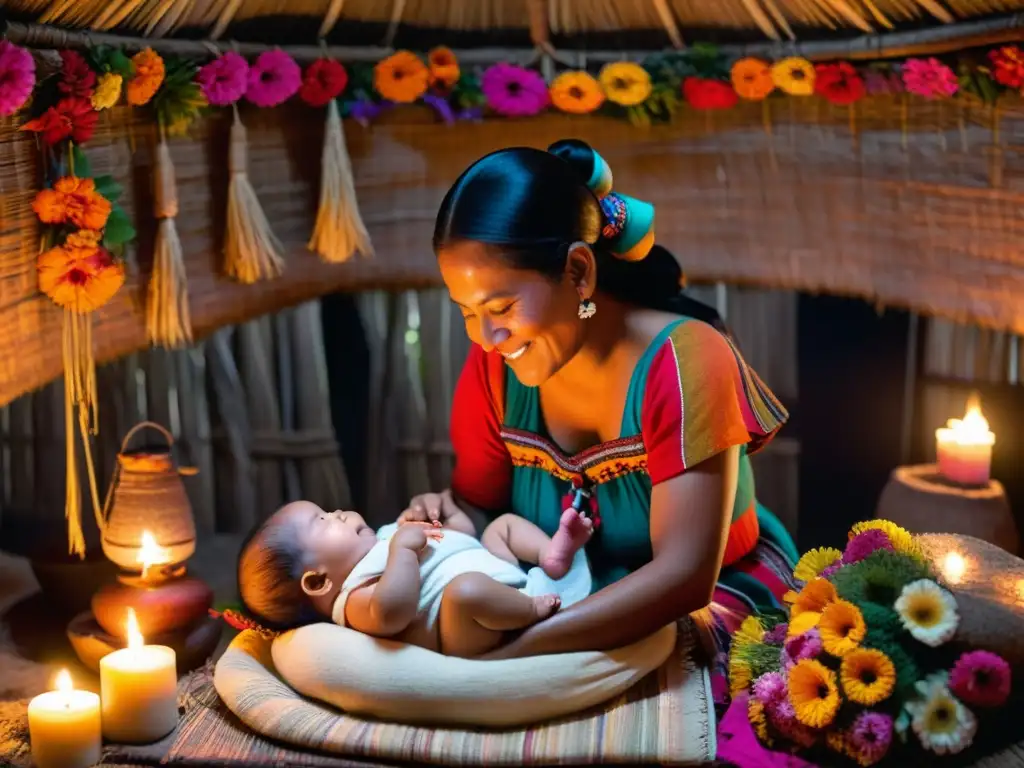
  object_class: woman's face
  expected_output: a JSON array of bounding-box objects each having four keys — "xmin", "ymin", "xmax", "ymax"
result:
[{"xmin": 438, "ymin": 241, "xmax": 586, "ymax": 387}]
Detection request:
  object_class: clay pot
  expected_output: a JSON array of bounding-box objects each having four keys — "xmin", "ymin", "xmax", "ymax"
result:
[{"xmin": 92, "ymin": 575, "xmax": 213, "ymax": 639}]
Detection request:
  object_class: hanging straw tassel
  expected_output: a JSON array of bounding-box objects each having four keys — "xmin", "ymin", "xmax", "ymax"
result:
[
  {"xmin": 308, "ymin": 99, "xmax": 373, "ymax": 263},
  {"xmin": 147, "ymin": 135, "xmax": 193, "ymax": 348},
  {"xmin": 225, "ymin": 105, "xmax": 284, "ymax": 283}
]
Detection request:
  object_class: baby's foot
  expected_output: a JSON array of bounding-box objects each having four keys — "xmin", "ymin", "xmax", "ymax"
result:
[
  {"xmin": 531, "ymin": 594, "xmax": 561, "ymax": 622},
  {"xmin": 540, "ymin": 509, "xmax": 593, "ymax": 580}
]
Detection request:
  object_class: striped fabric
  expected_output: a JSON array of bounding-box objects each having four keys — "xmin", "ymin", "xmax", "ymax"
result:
[{"xmin": 203, "ymin": 619, "xmax": 714, "ymax": 766}]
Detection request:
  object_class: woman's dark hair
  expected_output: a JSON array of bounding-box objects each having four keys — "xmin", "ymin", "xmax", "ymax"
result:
[
  {"xmin": 237, "ymin": 516, "xmax": 321, "ymax": 631},
  {"xmin": 433, "ymin": 138, "xmax": 724, "ymax": 330}
]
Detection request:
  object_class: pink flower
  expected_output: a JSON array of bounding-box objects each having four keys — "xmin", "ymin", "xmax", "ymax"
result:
[
  {"xmin": 0, "ymin": 41, "xmax": 35, "ymax": 116},
  {"xmin": 752, "ymin": 671, "xmax": 787, "ymax": 707},
  {"xmin": 767, "ymin": 699, "xmax": 818, "ymax": 748},
  {"xmin": 783, "ymin": 627, "xmax": 822, "ymax": 670},
  {"xmin": 843, "ymin": 530, "xmax": 894, "ymax": 564},
  {"xmin": 950, "ymin": 650, "xmax": 1011, "ymax": 707},
  {"xmin": 863, "ymin": 68, "xmax": 905, "ymax": 95},
  {"xmin": 847, "ymin": 711, "xmax": 893, "ymax": 766},
  {"xmin": 763, "ymin": 622, "xmax": 788, "ymax": 644},
  {"xmin": 245, "ymin": 50, "xmax": 301, "ymax": 107},
  {"xmin": 198, "ymin": 52, "xmax": 249, "ymax": 106},
  {"xmin": 819, "ymin": 562, "xmax": 843, "ymax": 578},
  {"xmin": 481, "ymin": 63, "xmax": 548, "ymax": 117},
  {"xmin": 902, "ymin": 58, "xmax": 958, "ymax": 100}
]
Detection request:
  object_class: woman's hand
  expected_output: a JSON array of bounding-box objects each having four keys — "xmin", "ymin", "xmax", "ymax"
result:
[{"xmin": 399, "ymin": 490, "xmax": 477, "ymax": 536}]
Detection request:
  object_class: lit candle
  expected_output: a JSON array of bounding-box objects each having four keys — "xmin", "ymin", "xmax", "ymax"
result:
[
  {"xmin": 935, "ymin": 393, "xmax": 995, "ymax": 486},
  {"xmin": 28, "ymin": 669, "xmax": 101, "ymax": 768},
  {"xmin": 100, "ymin": 608, "xmax": 178, "ymax": 743},
  {"xmin": 942, "ymin": 551, "xmax": 967, "ymax": 585},
  {"xmin": 136, "ymin": 530, "xmax": 171, "ymax": 581}
]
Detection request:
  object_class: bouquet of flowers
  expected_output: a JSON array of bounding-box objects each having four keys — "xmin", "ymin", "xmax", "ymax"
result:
[{"xmin": 728, "ymin": 519, "xmax": 1013, "ymax": 766}]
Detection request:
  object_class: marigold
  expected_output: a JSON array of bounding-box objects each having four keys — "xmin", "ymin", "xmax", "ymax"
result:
[
  {"xmin": 748, "ymin": 697, "xmax": 771, "ymax": 744},
  {"xmin": 38, "ymin": 241, "xmax": 124, "ymax": 313},
  {"xmin": 788, "ymin": 658, "xmax": 840, "ymax": 729},
  {"xmin": 787, "ymin": 610, "xmax": 821, "ymax": 638},
  {"xmin": 728, "ymin": 653, "xmax": 753, "ymax": 698},
  {"xmin": 91, "ymin": 72, "xmax": 123, "ymax": 110},
  {"xmin": 771, "ymin": 57, "xmax": 815, "ymax": 96},
  {"xmin": 731, "ymin": 58, "xmax": 775, "ymax": 101},
  {"xmin": 841, "ymin": 648, "xmax": 896, "ymax": 705},
  {"xmin": 819, "ymin": 598, "xmax": 866, "ymax": 656},
  {"xmin": 428, "ymin": 47, "xmax": 460, "ymax": 90},
  {"xmin": 375, "ymin": 51, "xmax": 429, "ymax": 103},
  {"xmin": 791, "ymin": 577, "xmax": 837, "ymax": 617},
  {"xmin": 549, "ymin": 71, "xmax": 605, "ymax": 114},
  {"xmin": 793, "ymin": 547, "xmax": 843, "ymax": 583},
  {"xmin": 126, "ymin": 48, "xmax": 165, "ymax": 106},
  {"xmin": 598, "ymin": 61, "xmax": 652, "ymax": 107},
  {"xmin": 32, "ymin": 177, "xmax": 112, "ymax": 231}
]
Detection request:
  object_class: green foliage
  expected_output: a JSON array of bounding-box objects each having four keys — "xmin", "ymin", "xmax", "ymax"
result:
[
  {"xmin": 831, "ymin": 551, "xmax": 931, "ymax": 607},
  {"xmin": 87, "ymin": 46, "xmax": 134, "ymax": 79},
  {"xmin": 153, "ymin": 56, "xmax": 206, "ymax": 135},
  {"xmin": 451, "ymin": 71, "xmax": 485, "ymax": 111},
  {"xmin": 958, "ymin": 61, "xmax": 1001, "ymax": 105},
  {"xmin": 103, "ymin": 207, "xmax": 136, "ymax": 249}
]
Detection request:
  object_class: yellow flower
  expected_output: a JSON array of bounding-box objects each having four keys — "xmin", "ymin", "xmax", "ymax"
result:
[
  {"xmin": 787, "ymin": 609, "xmax": 821, "ymax": 638},
  {"xmin": 791, "ymin": 577, "xmax": 837, "ymax": 617},
  {"xmin": 728, "ymin": 654, "xmax": 752, "ymax": 698},
  {"xmin": 771, "ymin": 57, "xmax": 815, "ymax": 96},
  {"xmin": 598, "ymin": 62, "xmax": 652, "ymax": 107},
  {"xmin": 734, "ymin": 615, "xmax": 765, "ymax": 650},
  {"xmin": 841, "ymin": 648, "xmax": 895, "ymax": 705},
  {"xmin": 818, "ymin": 599, "xmax": 866, "ymax": 656},
  {"xmin": 894, "ymin": 579, "xmax": 959, "ymax": 647},
  {"xmin": 91, "ymin": 73, "xmax": 122, "ymax": 110},
  {"xmin": 549, "ymin": 71, "xmax": 605, "ymax": 114},
  {"xmin": 849, "ymin": 519, "xmax": 924, "ymax": 560},
  {"xmin": 788, "ymin": 658, "xmax": 840, "ymax": 729},
  {"xmin": 748, "ymin": 697, "xmax": 771, "ymax": 744},
  {"xmin": 793, "ymin": 547, "xmax": 843, "ymax": 582}
]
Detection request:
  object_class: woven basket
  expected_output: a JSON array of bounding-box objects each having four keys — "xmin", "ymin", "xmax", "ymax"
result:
[{"xmin": 101, "ymin": 421, "xmax": 197, "ymax": 571}]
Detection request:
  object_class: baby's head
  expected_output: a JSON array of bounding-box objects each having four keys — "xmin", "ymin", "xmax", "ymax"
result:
[{"xmin": 237, "ymin": 501, "xmax": 377, "ymax": 630}]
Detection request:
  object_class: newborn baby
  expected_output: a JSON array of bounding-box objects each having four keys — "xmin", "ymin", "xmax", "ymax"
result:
[{"xmin": 237, "ymin": 502, "xmax": 593, "ymax": 657}]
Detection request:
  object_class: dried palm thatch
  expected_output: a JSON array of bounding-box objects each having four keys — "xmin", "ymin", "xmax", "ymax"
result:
[{"xmin": 4, "ymin": 0, "xmax": 1024, "ymax": 46}]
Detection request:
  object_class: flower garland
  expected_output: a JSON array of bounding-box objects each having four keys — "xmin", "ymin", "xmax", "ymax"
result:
[{"xmin": 727, "ymin": 519, "xmax": 1013, "ymax": 765}]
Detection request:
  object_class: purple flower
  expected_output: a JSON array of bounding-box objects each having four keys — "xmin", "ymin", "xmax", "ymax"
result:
[
  {"xmin": 245, "ymin": 50, "xmax": 301, "ymax": 107},
  {"xmin": 752, "ymin": 671, "xmax": 787, "ymax": 707},
  {"xmin": 0, "ymin": 41, "xmax": 35, "ymax": 116},
  {"xmin": 768, "ymin": 698, "xmax": 818, "ymax": 748},
  {"xmin": 198, "ymin": 52, "xmax": 249, "ymax": 106},
  {"xmin": 481, "ymin": 63, "xmax": 549, "ymax": 117},
  {"xmin": 763, "ymin": 622, "xmax": 788, "ymax": 644},
  {"xmin": 819, "ymin": 563, "xmax": 843, "ymax": 579},
  {"xmin": 843, "ymin": 530, "xmax": 895, "ymax": 565},
  {"xmin": 847, "ymin": 711, "xmax": 893, "ymax": 766},
  {"xmin": 903, "ymin": 58, "xmax": 959, "ymax": 100},
  {"xmin": 863, "ymin": 68, "xmax": 904, "ymax": 95},
  {"xmin": 950, "ymin": 650, "xmax": 1012, "ymax": 708},
  {"xmin": 783, "ymin": 627, "xmax": 822, "ymax": 670}
]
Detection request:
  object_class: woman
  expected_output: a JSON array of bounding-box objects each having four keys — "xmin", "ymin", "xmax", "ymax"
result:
[{"xmin": 403, "ymin": 139, "xmax": 799, "ymax": 700}]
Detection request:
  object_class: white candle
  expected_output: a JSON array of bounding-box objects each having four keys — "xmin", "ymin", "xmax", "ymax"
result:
[
  {"xmin": 28, "ymin": 669, "xmax": 101, "ymax": 768},
  {"xmin": 935, "ymin": 393, "xmax": 995, "ymax": 486},
  {"xmin": 100, "ymin": 608, "xmax": 178, "ymax": 743}
]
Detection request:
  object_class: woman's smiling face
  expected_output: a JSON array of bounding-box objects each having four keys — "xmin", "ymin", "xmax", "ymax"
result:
[{"xmin": 438, "ymin": 240, "xmax": 585, "ymax": 387}]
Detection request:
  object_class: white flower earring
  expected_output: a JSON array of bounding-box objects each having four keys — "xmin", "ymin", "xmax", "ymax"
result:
[{"xmin": 578, "ymin": 298, "xmax": 596, "ymax": 320}]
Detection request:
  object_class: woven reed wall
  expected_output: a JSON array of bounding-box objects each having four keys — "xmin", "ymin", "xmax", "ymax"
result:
[{"xmin": 3, "ymin": 96, "xmax": 1024, "ymax": 406}]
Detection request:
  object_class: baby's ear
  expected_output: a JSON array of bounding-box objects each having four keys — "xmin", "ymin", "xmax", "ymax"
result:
[{"xmin": 300, "ymin": 569, "xmax": 334, "ymax": 597}]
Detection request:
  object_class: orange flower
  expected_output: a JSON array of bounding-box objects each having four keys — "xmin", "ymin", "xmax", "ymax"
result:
[
  {"xmin": 127, "ymin": 48, "xmax": 165, "ymax": 106},
  {"xmin": 550, "ymin": 71, "xmax": 605, "ymax": 114},
  {"xmin": 428, "ymin": 47, "xmax": 460, "ymax": 90},
  {"xmin": 32, "ymin": 177, "xmax": 112, "ymax": 231},
  {"xmin": 374, "ymin": 51, "xmax": 429, "ymax": 103},
  {"xmin": 731, "ymin": 58, "xmax": 775, "ymax": 101},
  {"xmin": 38, "ymin": 239, "xmax": 124, "ymax": 313},
  {"xmin": 791, "ymin": 577, "xmax": 837, "ymax": 617}
]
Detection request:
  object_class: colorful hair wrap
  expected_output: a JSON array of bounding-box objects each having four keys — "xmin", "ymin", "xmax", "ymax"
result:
[
  {"xmin": 209, "ymin": 608, "xmax": 281, "ymax": 640},
  {"xmin": 583, "ymin": 148, "xmax": 656, "ymax": 262}
]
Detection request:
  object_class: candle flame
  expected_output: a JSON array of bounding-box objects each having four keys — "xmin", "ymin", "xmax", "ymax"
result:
[
  {"xmin": 125, "ymin": 608, "xmax": 144, "ymax": 650},
  {"xmin": 940, "ymin": 393, "xmax": 994, "ymax": 446},
  {"xmin": 137, "ymin": 530, "xmax": 170, "ymax": 577},
  {"xmin": 942, "ymin": 551, "xmax": 967, "ymax": 585},
  {"xmin": 55, "ymin": 669, "xmax": 72, "ymax": 693}
]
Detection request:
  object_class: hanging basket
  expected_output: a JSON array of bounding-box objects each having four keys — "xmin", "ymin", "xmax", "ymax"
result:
[{"xmin": 101, "ymin": 421, "xmax": 198, "ymax": 571}]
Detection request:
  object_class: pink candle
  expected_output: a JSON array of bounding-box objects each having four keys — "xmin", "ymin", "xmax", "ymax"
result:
[{"xmin": 935, "ymin": 394, "xmax": 995, "ymax": 486}]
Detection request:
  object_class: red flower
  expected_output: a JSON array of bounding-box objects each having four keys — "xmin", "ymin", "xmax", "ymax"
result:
[
  {"xmin": 58, "ymin": 50, "xmax": 97, "ymax": 98},
  {"xmin": 682, "ymin": 77, "xmax": 738, "ymax": 110},
  {"xmin": 299, "ymin": 59, "xmax": 348, "ymax": 107},
  {"xmin": 814, "ymin": 62, "xmax": 865, "ymax": 105},
  {"xmin": 989, "ymin": 46, "xmax": 1024, "ymax": 91},
  {"xmin": 21, "ymin": 97, "xmax": 98, "ymax": 145}
]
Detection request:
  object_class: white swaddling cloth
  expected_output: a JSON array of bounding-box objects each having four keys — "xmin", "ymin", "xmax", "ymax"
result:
[{"xmin": 331, "ymin": 523, "xmax": 592, "ymax": 652}]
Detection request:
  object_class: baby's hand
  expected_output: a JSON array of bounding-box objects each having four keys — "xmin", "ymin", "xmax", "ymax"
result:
[{"xmin": 390, "ymin": 521, "xmax": 443, "ymax": 553}]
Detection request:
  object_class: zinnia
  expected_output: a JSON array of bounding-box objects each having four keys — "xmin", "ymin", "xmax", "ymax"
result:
[
  {"xmin": 428, "ymin": 47, "xmax": 460, "ymax": 90},
  {"xmin": 126, "ymin": 48, "xmax": 165, "ymax": 106},
  {"xmin": 246, "ymin": 50, "xmax": 302, "ymax": 107},
  {"xmin": 815, "ymin": 62, "xmax": 865, "ymax": 105},
  {"xmin": 843, "ymin": 530, "xmax": 894, "ymax": 564},
  {"xmin": 907, "ymin": 673, "xmax": 977, "ymax": 755},
  {"xmin": 847, "ymin": 711, "xmax": 893, "ymax": 766},
  {"xmin": 374, "ymin": 51, "xmax": 430, "ymax": 104},
  {"xmin": 731, "ymin": 58, "xmax": 774, "ymax": 101},
  {"xmin": 58, "ymin": 50, "xmax": 96, "ymax": 98},
  {"xmin": 840, "ymin": 648, "xmax": 895, "ymax": 705},
  {"xmin": 33, "ymin": 176, "xmax": 112, "ymax": 231},
  {"xmin": 787, "ymin": 658, "xmax": 840, "ymax": 729},
  {"xmin": 598, "ymin": 62, "xmax": 652, "ymax": 107},
  {"xmin": 0, "ymin": 40, "xmax": 35, "ymax": 116},
  {"xmin": 21, "ymin": 97, "xmax": 98, "ymax": 145},
  {"xmin": 300, "ymin": 58, "xmax": 348, "ymax": 107},
  {"xmin": 894, "ymin": 579, "xmax": 959, "ymax": 647},
  {"xmin": 793, "ymin": 547, "xmax": 842, "ymax": 582},
  {"xmin": 902, "ymin": 58, "xmax": 958, "ymax": 100},
  {"xmin": 198, "ymin": 51, "xmax": 249, "ymax": 106},
  {"xmin": 481, "ymin": 63, "xmax": 549, "ymax": 117},
  {"xmin": 849, "ymin": 519, "xmax": 924, "ymax": 560},
  {"xmin": 771, "ymin": 57, "xmax": 815, "ymax": 96},
  {"xmin": 949, "ymin": 650, "xmax": 1011, "ymax": 708},
  {"xmin": 91, "ymin": 73, "xmax": 122, "ymax": 111},
  {"xmin": 682, "ymin": 77, "xmax": 737, "ymax": 110},
  {"xmin": 549, "ymin": 71, "xmax": 605, "ymax": 114},
  {"xmin": 37, "ymin": 239, "xmax": 124, "ymax": 313}
]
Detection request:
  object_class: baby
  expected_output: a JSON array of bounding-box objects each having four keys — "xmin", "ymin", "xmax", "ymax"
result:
[{"xmin": 237, "ymin": 502, "xmax": 593, "ymax": 657}]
